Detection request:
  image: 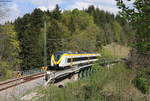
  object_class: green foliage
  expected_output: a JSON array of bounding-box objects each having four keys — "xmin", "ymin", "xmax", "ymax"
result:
[
  {"xmin": 116, "ymin": 0, "xmax": 150, "ymax": 54},
  {"xmin": 14, "ymin": 7, "xmax": 101, "ymax": 70},
  {"xmin": 33, "ymin": 63, "xmax": 147, "ymax": 101},
  {"xmin": 51, "ymin": 4, "xmax": 62, "ymax": 20},
  {"xmin": 67, "ymin": 25, "xmax": 99, "ymax": 52},
  {"xmin": 62, "ymin": 9, "xmax": 94, "ymax": 33},
  {"xmin": 0, "ymin": 24, "xmax": 20, "ymax": 80},
  {"xmin": 15, "ymin": 9, "xmax": 45, "ymax": 70},
  {"xmin": 85, "ymin": 5, "xmax": 134, "ymax": 46},
  {"xmin": 61, "ymin": 9, "xmax": 100, "ymax": 52},
  {"xmin": 112, "ymin": 21, "xmax": 122, "ymax": 42},
  {"xmin": 135, "ymin": 77, "xmax": 149, "ymax": 94},
  {"xmin": 46, "ymin": 19, "xmax": 70, "ymax": 53},
  {"xmin": 134, "ymin": 67, "xmax": 150, "ymax": 94},
  {"xmin": 100, "ymin": 48, "xmax": 118, "ymax": 59},
  {"xmin": 13, "ymin": 4, "xmax": 134, "ymax": 71},
  {"xmin": 92, "ymin": 63, "xmax": 103, "ymax": 71},
  {"xmin": 0, "ymin": 61, "xmax": 12, "ymax": 81}
]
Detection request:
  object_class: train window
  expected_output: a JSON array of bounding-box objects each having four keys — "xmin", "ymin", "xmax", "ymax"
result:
[
  {"xmin": 67, "ymin": 56, "xmax": 97, "ymax": 63},
  {"xmin": 68, "ymin": 58, "xmax": 72, "ymax": 62},
  {"xmin": 89, "ymin": 56, "xmax": 97, "ymax": 59},
  {"xmin": 73, "ymin": 57, "xmax": 88, "ymax": 62}
]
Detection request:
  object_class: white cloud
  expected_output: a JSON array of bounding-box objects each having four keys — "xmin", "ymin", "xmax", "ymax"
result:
[
  {"xmin": 29, "ymin": 0, "xmax": 50, "ymax": 5},
  {"xmin": 0, "ymin": 3, "xmax": 20, "ymax": 24},
  {"xmin": 9, "ymin": 3, "xmax": 20, "ymax": 20},
  {"xmin": 98, "ymin": 5, "xmax": 120, "ymax": 14},
  {"xmin": 29, "ymin": 0, "xmax": 119, "ymax": 14},
  {"xmin": 66, "ymin": 0, "xmax": 120, "ymax": 14},
  {"xmin": 31, "ymin": 0, "xmax": 63, "ymax": 11},
  {"xmin": 66, "ymin": 1, "xmax": 92, "ymax": 10},
  {"xmin": 18, "ymin": 0, "xmax": 121, "ymax": 14},
  {"xmin": 85, "ymin": 0, "xmax": 116, "ymax": 5},
  {"xmin": 1, "ymin": 0, "xmax": 135, "ymax": 24},
  {"xmin": 38, "ymin": 5, "xmax": 55, "ymax": 11},
  {"xmin": 48, "ymin": 5, "xmax": 56, "ymax": 11},
  {"xmin": 38, "ymin": 6, "xmax": 47, "ymax": 11}
]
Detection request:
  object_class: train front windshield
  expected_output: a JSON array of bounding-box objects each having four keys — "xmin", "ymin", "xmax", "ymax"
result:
[{"xmin": 54, "ymin": 51, "xmax": 65, "ymax": 61}]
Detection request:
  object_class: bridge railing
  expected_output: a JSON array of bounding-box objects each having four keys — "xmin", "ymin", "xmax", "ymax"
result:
[
  {"xmin": 44, "ymin": 64, "xmax": 93, "ymax": 86},
  {"xmin": 21, "ymin": 68, "xmax": 43, "ymax": 76}
]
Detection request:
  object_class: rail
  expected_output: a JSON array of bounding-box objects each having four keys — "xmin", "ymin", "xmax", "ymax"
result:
[
  {"xmin": 0, "ymin": 58, "xmax": 127, "ymax": 91},
  {"xmin": 0, "ymin": 72, "xmax": 45, "ymax": 91}
]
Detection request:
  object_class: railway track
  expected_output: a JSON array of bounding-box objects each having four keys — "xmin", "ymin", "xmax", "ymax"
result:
[{"xmin": 0, "ymin": 72, "xmax": 45, "ymax": 91}]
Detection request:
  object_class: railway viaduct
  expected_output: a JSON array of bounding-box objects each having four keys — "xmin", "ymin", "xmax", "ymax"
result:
[{"xmin": 0, "ymin": 59, "xmax": 123, "ymax": 101}]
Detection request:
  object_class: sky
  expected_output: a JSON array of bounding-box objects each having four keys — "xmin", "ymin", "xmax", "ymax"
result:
[{"xmin": 0, "ymin": 0, "xmax": 133, "ymax": 24}]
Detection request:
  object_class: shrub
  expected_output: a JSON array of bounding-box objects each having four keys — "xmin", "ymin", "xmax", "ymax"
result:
[
  {"xmin": 135, "ymin": 77, "xmax": 149, "ymax": 94},
  {"xmin": 0, "ymin": 61, "xmax": 13, "ymax": 81}
]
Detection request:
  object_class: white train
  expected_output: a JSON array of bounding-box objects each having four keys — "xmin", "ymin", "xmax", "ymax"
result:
[{"xmin": 51, "ymin": 51, "xmax": 100, "ymax": 68}]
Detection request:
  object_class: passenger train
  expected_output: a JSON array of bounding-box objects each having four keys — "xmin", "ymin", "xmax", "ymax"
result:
[{"xmin": 51, "ymin": 51, "xmax": 100, "ymax": 68}]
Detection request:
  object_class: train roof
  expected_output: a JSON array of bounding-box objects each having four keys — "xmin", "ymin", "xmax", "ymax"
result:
[{"xmin": 54, "ymin": 51, "xmax": 97, "ymax": 54}]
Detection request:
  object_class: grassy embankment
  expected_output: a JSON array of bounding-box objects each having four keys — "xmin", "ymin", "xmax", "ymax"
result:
[
  {"xmin": 100, "ymin": 42, "xmax": 130, "ymax": 59},
  {"xmin": 30, "ymin": 63, "xmax": 148, "ymax": 101},
  {"xmin": 23, "ymin": 43, "xmax": 149, "ymax": 101}
]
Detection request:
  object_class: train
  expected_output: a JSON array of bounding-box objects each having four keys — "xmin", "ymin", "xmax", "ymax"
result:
[{"xmin": 51, "ymin": 51, "xmax": 100, "ymax": 68}]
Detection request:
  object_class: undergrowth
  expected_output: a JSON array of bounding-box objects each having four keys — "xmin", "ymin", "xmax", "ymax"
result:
[
  {"xmin": 34, "ymin": 63, "xmax": 149, "ymax": 101},
  {"xmin": 134, "ymin": 67, "xmax": 150, "ymax": 94}
]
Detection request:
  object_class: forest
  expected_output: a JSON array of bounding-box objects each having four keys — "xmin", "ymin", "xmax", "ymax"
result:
[
  {"xmin": 0, "ymin": 0, "xmax": 149, "ymax": 97},
  {"xmin": 0, "ymin": 5, "xmax": 134, "ymax": 72}
]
